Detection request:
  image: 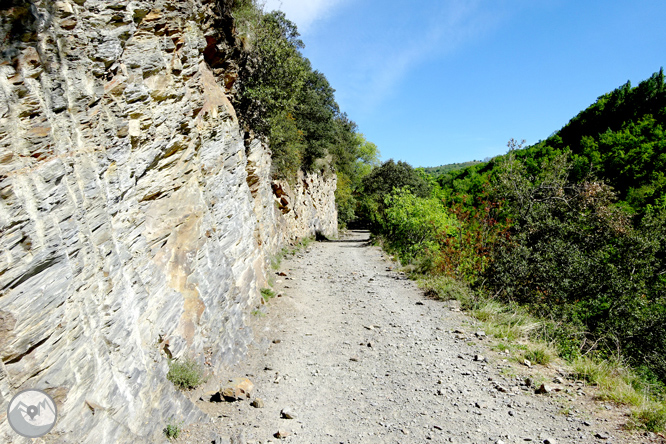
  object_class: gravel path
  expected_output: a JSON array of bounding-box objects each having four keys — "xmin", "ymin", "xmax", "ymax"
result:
[{"xmin": 175, "ymin": 230, "xmax": 657, "ymax": 444}]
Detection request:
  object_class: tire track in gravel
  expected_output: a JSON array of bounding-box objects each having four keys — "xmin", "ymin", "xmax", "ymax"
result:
[{"xmin": 177, "ymin": 230, "xmax": 644, "ymax": 444}]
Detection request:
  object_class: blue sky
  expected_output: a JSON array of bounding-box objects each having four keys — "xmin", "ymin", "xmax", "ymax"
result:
[{"xmin": 263, "ymin": 0, "xmax": 666, "ymax": 167}]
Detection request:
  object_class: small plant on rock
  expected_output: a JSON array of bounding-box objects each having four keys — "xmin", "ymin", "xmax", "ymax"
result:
[
  {"xmin": 251, "ymin": 308, "xmax": 266, "ymax": 317},
  {"xmin": 163, "ymin": 419, "xmax": 182, "ymax": 439},
  {"xmin": 166, "ymin": 358, "xmax": 204, "ymax": 390},
  {"xmin": 261, "ymin": 287, "xmax": 276, "ymax": 302}
]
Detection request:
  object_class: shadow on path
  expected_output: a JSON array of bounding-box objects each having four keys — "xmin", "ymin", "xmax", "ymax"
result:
[{"xmin": 321, "ymin": 230, "xmax": 371, "ymax": 245}]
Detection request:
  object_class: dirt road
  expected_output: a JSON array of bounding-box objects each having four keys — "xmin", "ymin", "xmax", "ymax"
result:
[{"xmin": 177, "ymin": 230, "xmax": 646, "ymax": 444}]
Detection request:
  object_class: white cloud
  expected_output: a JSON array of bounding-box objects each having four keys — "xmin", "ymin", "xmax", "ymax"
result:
[{"xmin": 262, "ymin": 0, "xmax": 347, "ymax": 33}]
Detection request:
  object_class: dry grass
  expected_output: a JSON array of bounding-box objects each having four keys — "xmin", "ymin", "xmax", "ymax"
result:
[
  {"xmin": 415, "ymin": 274, "xmax": 666, "ymax": 432},
  {"xmin": 630, "ymin": 403, "xmax": 666, "ymax": 432},
  {"xmin": 473, "ymin": 300, "xmax": 539, "ymax": 342},
  {"xmin": 572, "ymin": 356, "xmax": 666, "ymax": 431},
  {"xmin": 522, "ymin": 343, "xmax": 557, "ymax": 366},
  {"xmin": 417, "ymin": 275, "xmax": 476, "ymax": 308}
]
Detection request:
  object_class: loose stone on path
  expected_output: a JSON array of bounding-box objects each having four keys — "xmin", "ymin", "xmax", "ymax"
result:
[{"xmin": 175, "ymin": 231, "xmax": 642, "ymax": 444}]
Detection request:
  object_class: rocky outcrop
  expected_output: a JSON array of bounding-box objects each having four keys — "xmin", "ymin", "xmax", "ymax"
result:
[
  {"xmin": 246, "ymin": 139, "xmax": 337, "ymax": 272},
  {"xmin": 0, "ymin": 1, "xmax": 336, "ymax": 442}
]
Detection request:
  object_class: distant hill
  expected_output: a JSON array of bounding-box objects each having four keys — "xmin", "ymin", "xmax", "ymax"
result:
[
  {"xmin": 423, "ymin": 161, "xmax": 483, "ymax": 177},
  {"xmin": 440, "ymin": 68, "xmax": 666, "ymax": 213}
]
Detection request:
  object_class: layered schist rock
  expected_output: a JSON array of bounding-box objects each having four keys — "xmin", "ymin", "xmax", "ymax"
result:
[
  {"xmin": 0, "ymin": 1, "xmax": 337, "ymax": 442},
  {"xmin": 246, "ymin": 139, "xmax": 338, "ymax": 268}
]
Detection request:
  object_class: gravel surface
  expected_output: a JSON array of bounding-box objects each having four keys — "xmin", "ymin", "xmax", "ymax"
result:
[{"xmin": 172, "ymin": 230, "xmax": 662, "ymax": 444}]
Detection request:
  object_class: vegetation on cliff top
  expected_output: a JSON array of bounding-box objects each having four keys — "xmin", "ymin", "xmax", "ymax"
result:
[{"xmin": 231, "ymin": 0, "xmax": 379, "ymax": 227}]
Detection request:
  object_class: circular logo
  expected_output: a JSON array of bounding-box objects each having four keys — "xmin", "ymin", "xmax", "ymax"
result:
[{"xmin": 7, "ymin": 389, "xmax": 57, "ymax": 438}]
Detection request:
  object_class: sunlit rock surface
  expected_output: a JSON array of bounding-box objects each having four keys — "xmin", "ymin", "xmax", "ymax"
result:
[{"xmin": 0, "ymin": 1, "xmax": 337, "ymax": 442}]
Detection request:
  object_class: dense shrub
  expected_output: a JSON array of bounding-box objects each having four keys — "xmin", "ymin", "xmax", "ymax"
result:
[
  {"xmin": 166, "ymin": 358, "xmax": 205, "ymax": 390},
  {"xmin": 355, "ymin": 160, "xmax": 430, "ymax": 228},
  {"xmin": 333, "ymin": 131, "xmax": 380, "ymax": 227},
  {"xmin": 432, "ymin": 197, "xmax": 508, "ymax": 284},
  {"xmin": 380, "ymin": 188, "xmax": 456, "ymax": 262},
  {"xmin": 366, "ymin": 78, "xmax": 666, "ymax": 381},
  {"xmin": 268, "ymin": 111, "xmax": 305, "ymax": 181},
  {"xmin": 362, "ymin": 159, "xmax": 431, "ymax": 199},
  {"xmin": 480, "ymin": 150, "xmax": 666, "ymax": 379}
]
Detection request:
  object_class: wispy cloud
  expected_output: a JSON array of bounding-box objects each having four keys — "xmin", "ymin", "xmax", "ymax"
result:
[
  {"xmin": 348, "ymin": 0, "xmax": 510, "ymax": 114},
  {"xmin": 261, "ymin": 0, "xmax": 522, "ymax": 117},
  {"xmin": 263, "ymin": 0, "xmax": 348, "ymax": 34}
]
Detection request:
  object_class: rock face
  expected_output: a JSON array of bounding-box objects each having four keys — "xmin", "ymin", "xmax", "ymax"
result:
[
  {"xmin": 246, "ymin": 140, "xmax": 337, "ymax": 284},
  {"xmin": 0, "ymin": 1, "xmax": 336, "ymax": 442}
]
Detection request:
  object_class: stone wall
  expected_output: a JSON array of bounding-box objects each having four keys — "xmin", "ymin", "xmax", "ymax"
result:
[{"xmin": 0, "ymin": 1, "xmax": 336, "ymax": 442}]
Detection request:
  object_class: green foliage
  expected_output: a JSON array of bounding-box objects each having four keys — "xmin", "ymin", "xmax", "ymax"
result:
[
  {"xmin": 295, "ymin": 68, "xmax": 339, "ymax": 171},
  {"xmin": 353, "ymin": 135, "xmax": 381, "ymax": 179},
  {"xmin": 423, "ymin": 160, "xmax": 483, "ymax": 177},
  {"xmin": 163, "ymin": 420, "xmax": 182, "ymax": 439},
  {"xmin": 260, "ymin": 287, "xmax": 276, "ymax": 301},
  {"xmin": 166, "ymin": 358, "xmax": 205, "ymax": 390},
  {"xmin": 432, "ymin": 197, "xmax": 509, "ymax": 284},
  {"xmin": 358, "ymin": 71, "xmax": 666, "ymax": 415},
  {"xmin": 485, "ymin": 150, "xmax": 666, "ymax": 380},
  {"xmin": 362, "ymin": 159, "xmax": 431, "ymax": 199},
  {"xmin": 357, "ymin": 159, "xmax": 431, "ymax": 229},
  {"xmin": 234, "ymin": 7, "xmax": 310, "ymax": 178},
  {"xmin": 233, "ymin": 3, "xmax": 378, "ymax": 200},
  {"xmin": 380, "ymin": 188, "xmax": 456, "ymax": 262},
  {"xmin": 268, "ymin": 111, "xmax": 305, "ymax": 182},
  {"xmin": 537, "ymin": 68, "xmax": 666, "ymax": 213},
  {"xmin": 335, "ymin": 171, "xmax": 355, "ymax": 226},
  {"xmin": 359, "ymin": 159, "xmax": 507, "ymax": 282},
  {"xmin": 238, "ymin": 10, "xmax": 307, "ymax": 135},
  {"xmin": 413, "ymin": 71, "xmax": 666, "ymax": 386},
  {"xmin": 231, "ymin": 0, "xmax": 263, "ymax": 45},
  {"xmin": 334, "ymin": 132, "xmax": 380, "ymax": 227}
]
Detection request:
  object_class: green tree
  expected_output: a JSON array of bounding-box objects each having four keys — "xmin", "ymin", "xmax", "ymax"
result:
[
  {"xmin": 232, "ymin": 2, "xmax": 381, "ymax": 219},
  {"xmin": 362, "ymin": 159, "xmax": 431, "ymax": 198},
  {"xmin": 334, "ymin": 133, "xmax": 380, "ymax": 227},
  {"xmin": 268, "ymin": 111, "xmax": 305, "ymax": 181},
  {"xmin": 237, "ymin": 10, "xmax": 308, "ymax": 138},
  {"xmin": 381, "ymin": 188, "xmax": 456, "ymax": 261},
  {"xmin": 294, "ymin": 68, "xmax": 339, "ymax": 171},
  {"xmin": 234, "ymin": 5, "xmax": 380, "ymax": 187},
  {"xmin": 356, "ymin": 159, "xmax": 431, "ymax": 229}
]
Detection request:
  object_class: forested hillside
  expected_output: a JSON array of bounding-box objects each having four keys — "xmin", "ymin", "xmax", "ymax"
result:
[
  {"xmin": 440, "ymin": 68, "xmax": 666, "ymax": 214},
  {"xmin": 358, "ymin": 70, "xmax": 666, "ymax": 431},
  {"xmin": 423, "ymin": 160, "xmax": 483, "ymax": 177}
]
